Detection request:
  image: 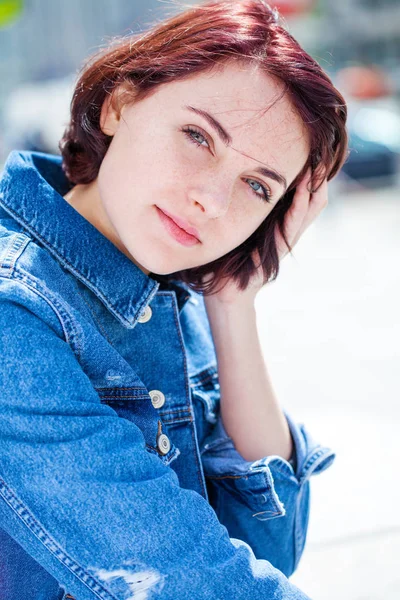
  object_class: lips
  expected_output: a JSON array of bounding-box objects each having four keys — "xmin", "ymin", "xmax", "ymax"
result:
[
  {"xmin": 156, "ymin": 207, "xmax": 200, "ymax": 247},
  {"xmin": 157, "ymin": 207, "xmax": 200, "ymax": 241}
]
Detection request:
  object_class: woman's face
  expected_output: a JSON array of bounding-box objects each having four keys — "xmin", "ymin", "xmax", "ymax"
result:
[{"xmin": 98, "ymin": 60, "xmax": 309, "ymax": 275}]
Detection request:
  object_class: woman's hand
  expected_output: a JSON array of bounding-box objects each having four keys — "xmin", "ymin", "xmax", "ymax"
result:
[
  {"xmin": 275, "ymin": 167, "xmax": 329, "ymax": 262},
  {"xmin": 203, "ymin": 168, "xmax": 329, "ymax": 307}
]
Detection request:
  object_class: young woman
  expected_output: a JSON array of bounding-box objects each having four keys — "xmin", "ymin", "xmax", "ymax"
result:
[{"xmin": 0, "ymin": 1, "xmax": 347, "ymax": 599}]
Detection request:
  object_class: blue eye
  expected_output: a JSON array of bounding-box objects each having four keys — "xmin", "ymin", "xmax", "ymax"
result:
[
  {"xmin": 182, "ymin": 126, "xmax": 210, "ymax": 148},
  {"xmin": 181, "ymin": 126, "xmax": 272, "ymax": 204},
  {"xmin": 245, "ymin": 179, "xmax": 272, "ymax": 203}
]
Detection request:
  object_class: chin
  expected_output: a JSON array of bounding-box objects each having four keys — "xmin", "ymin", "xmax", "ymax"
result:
[
  {"xmin": 132, "ymin": 253, "xmax": 179, "ymax": 277},
  {"xmin": 127, "ymin": 242, "xmax": 200, "ymax": 277},
  {"xmin": 148, "ymin": 264, "xmax": 183, "ymax": 276}
]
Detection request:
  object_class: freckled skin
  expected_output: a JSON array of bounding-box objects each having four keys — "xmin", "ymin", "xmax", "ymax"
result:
[{"xmin": 63, "ymin": 60, "xmax": 309, "ymax": 276}]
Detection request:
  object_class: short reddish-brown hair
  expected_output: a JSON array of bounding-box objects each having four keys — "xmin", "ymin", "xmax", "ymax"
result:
[{"xmin": 60, "ymin": 0, "xmax": 348, "ymax": 294}]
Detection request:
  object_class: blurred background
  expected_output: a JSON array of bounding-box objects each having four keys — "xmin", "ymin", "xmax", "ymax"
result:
[{"xmin": 0, "ymin": 1, "xmax": 399, "ymax": 598}]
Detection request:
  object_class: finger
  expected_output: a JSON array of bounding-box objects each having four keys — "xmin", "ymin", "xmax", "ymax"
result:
[
  {"xmin": 250, "ymin": 247, "xmax": 262, "ymax": 269},
  {"xmin": 284, "ymin": 168, "xmax": 312, "ymax": 244},
  {"xmin": 298, "ymin": 177, "xmax": 329, "ymax": 233},
  {"xmin": 290, "ymin": 177, "xmax": 329, "ymax": 250}
]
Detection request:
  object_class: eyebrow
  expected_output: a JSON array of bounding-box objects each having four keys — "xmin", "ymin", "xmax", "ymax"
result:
[{"xmin": 183, "ymin": 104, "xmax": 288, "ymax": 192}]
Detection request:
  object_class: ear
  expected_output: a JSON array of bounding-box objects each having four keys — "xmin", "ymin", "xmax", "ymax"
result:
[{"xmin": 99, "ymin": 82, "xmax": 133, "ymax": 136}]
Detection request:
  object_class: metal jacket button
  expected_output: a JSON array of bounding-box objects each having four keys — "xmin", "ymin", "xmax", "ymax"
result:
[
  {"xmin": 137, "ymin": 305, "xmax": 152, "ymax": 323},
  {"xmin": 149, "ymin": 390, "xmax": 166, "ymax": 409},
  {"xmin": 157, "ymin": 434, "xmax": 171, "ymax": 455}
]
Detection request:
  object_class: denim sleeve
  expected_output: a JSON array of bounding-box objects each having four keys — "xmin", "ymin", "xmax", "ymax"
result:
[
  {"xmin": 0, "ymin": 278, "xmax": 313, "ymax": 600},
  {"xmin": 201, "ymin": 410, "xmax": 335, "ymax": 577}
]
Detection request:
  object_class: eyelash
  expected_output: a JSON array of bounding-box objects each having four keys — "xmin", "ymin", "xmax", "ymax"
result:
[{"xmin": 181, "ymin": 126, "xmax": 273, "ymax": 203}]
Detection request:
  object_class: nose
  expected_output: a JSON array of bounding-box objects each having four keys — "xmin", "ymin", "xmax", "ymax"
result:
[{"xmin": 188, "ymin": 185, "xmax": 231, "ymax": 219}]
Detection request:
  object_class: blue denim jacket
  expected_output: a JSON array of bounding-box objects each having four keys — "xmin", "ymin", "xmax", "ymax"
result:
[{"xmin": 0, "ymin": 151, "xmax": 335, "ymax": 600}]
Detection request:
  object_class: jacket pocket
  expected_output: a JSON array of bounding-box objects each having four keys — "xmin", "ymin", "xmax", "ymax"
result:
[{"xmin": 189, "ymin": 366, "xmax": 220, "ymax": 448}]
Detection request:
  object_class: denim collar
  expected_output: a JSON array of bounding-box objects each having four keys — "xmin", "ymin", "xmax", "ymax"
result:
[{"xmin": 0, "ymin": 151, "xmax": 193, "ymax": 328}]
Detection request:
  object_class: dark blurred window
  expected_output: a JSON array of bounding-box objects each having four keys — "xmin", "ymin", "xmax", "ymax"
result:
[{"xmin": 358, "ymin": 0, "xmax": 400, "ymax": 7}]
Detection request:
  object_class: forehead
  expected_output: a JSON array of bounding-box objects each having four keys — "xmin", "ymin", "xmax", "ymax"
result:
[{"xmin": 152, "ymin": 60, "xmax": 310, "ymax": 185}]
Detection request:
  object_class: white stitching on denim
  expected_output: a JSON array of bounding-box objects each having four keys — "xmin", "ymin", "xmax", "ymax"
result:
[{"xmin": 0, "ymin": 232, "xmax": 31, "ymax": 275}]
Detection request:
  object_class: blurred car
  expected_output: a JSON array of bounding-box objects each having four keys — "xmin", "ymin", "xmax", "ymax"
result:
[
  {"xmin": 342, "ymin": 129, "xmax": 398, "ymax": 184},
  {"xmin": 341, "ymin": 102, "xmax": 400, "ymax": 188}
]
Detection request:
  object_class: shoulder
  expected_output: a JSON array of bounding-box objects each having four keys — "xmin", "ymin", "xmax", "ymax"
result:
[{"xmin": 0, "ymin": 216, "xmax": 75, "ymax": 339}]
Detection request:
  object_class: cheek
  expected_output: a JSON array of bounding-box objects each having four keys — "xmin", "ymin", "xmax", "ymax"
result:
[
  {"xmin": 231, "ymin": 196, "xmax": 270, "ymax": 231},
  {"xmin": 216, "ymin": 214, "xmax": 263, "ymax": 255},
  {"xmin": 98, "ymin": 137, "xmax": 150, "ymax": 198},
  {"xmin": 131, "ymin": 129, "xmax": 185, "ymax": 188},
  {"xmin": 97, "ymin": 153, "xmax": 139, "ymax": 228},
  {"xmin": 97, "ymin": 148, "xmax": 126, "ymax": 205}
]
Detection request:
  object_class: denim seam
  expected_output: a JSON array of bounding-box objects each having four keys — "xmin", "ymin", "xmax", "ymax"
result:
[
  {"xmin": 263, "ymin": 460, "xmax": 296, "ymax": 479},
  {"xmin": 99, "ymin": 395, "xmax": 149, "ymax": 400},
  {"xmin": 204, "ymin": 467, "xmax": 287, "ymax": 516},
  {"xmin": 0, "ymin": 231, "xmax": 31, "ymax": 276},
  {"xmin": 0, "ymin": 478, "xmax": 119, "ymax": 600},
  {"xmin": 302, "ymin": 448, "xmax": 325, "ymax": 473},
  {"xmin": 207, "ymin": 472, "xmax": 283, "ymax": 519},
  {"xmin": 100, "ymin": 400, "xmax": 151, "ymax": 408},
  {"xmin": 169, "ymin": 294, "xmax": 208, "ymax": 499},
  {"xmin": 159, "ymin": 408, "xmax": 191, "ymax": 416},
  {"xmin": 293, "ymin": 481, "xmax": 310, "ymax": 572},
  {"xmin": 161, "ymin": 416, "xmax": 193, "ymax": 425},
  {"xmin": 96, "ymin": 387, "xmax": 148, "ymax": 393},
  {"xmin": 299, "ymin": 448, "xmax": 334, "ymax": 484},
  {"xmin": 0, "ymin": 271, "xmax": 71, "ymax": 350},
  {"xmin": 98, "ymin": 396, "xmax": 149, "ymax": 400},
  {"xmin": 214, "ymin": 481, "xmax": 223, "ymax": 522},
  {"xmin": 159, "ymin": 408, "xmax": 193, "ymax": 425},
  {"xmin": 11, "ymin": 269, "xmax": 83, "ymax": 362},
  {"xmin": 205, "ymin": 474, "xmax": 248, "ymax": 480},
  {"xmin": 189, "ymin": 417, "xmax": 208, "ymax": 496},
  {"xmin": 74, "ymin": 284, "xmax": 114, "ymax": 347}
]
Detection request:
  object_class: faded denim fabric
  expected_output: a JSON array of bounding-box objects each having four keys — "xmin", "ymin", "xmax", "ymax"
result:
[{"xmin": 0, "ymin": 151, "xmax": 335, "ymax": 600}]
